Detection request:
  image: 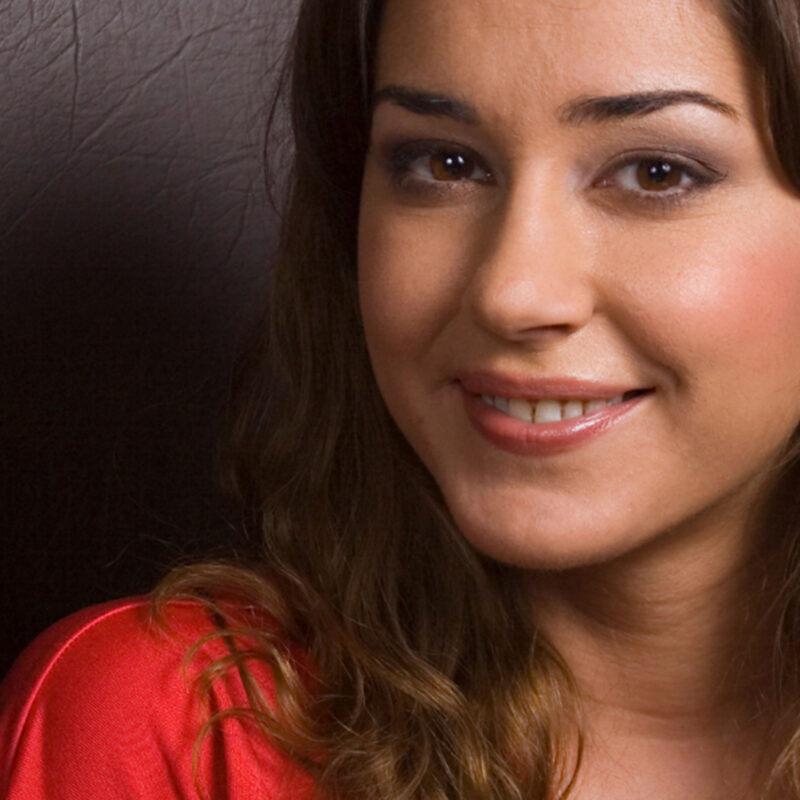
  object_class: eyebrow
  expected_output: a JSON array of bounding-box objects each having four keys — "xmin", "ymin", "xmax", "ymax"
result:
[
  {"xmin": 560, "ymin": 90, "xmax": 740, "ymax": 124},
  {"xmin": 372, "ymin": 85, "xmax": 740, "ymax": 125},
  {"xmin": 372, "ymin": 85, "xmax": 480, "ymax": 124}
]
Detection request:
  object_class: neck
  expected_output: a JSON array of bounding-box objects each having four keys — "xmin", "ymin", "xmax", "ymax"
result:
[
  {"xmin": 533, "ymin": 544, "xmax": 769, "ymax": 720},
  {"xmin": 528, "ymin": 508, "xmax": 783, "ymax": 798}
]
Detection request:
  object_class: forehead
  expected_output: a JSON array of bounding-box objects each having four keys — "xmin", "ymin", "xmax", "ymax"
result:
[{"xmin": 374, "ymin": 0, "xmax": 754, "ymax": 124}]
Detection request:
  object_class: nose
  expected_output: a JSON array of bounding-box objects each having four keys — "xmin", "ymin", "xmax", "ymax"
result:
[{"xmin": 465, "ymin": 183, "xmax": 595, "ymax": 343}]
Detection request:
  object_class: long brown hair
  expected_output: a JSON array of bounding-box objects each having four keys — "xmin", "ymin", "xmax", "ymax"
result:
[{"xmin": 156, "ymin": 1, "xmax": 800, "ymax": 798}]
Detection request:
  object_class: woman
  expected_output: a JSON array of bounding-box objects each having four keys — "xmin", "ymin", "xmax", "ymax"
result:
[{"xmin": 3, "ymin": 0, "xmax": 800, "ymax": 797}]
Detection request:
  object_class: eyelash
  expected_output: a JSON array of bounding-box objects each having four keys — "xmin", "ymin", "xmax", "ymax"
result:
[
  {"xmin": 384, "ymin": 139, "xmax": 723, "ymax": 208},
  {"xmin": 387, "ymin": 141, "xmax": 493, "ymax": 199}
]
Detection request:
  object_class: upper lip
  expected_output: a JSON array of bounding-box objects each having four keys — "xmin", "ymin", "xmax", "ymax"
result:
[{"xmin": 456, "ymin": 369, "xmax": 650, "ymax": 400}]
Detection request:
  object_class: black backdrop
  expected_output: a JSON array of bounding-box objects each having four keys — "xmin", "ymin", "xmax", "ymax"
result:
[{"xmin": 1, "ymin": 0, "xmax": 295, "ymax": 676}]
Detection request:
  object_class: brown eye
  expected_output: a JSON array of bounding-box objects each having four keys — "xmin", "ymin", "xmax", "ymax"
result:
[
  {"xmin": 429, "ymin": 151, "xmax": 475, "ymax": 181},
  {"xmin": 388, "ymin": 140, "xmax": 493, "ymax": 192},
  {"xmin": 602, "ymin": 154, "xmax": 718, "ymax": 202},
  {"xmin": 636, "ymin": 160, "xmax": 685, "ymax": 191}
]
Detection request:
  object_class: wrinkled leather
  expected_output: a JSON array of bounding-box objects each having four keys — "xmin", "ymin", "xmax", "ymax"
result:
[{"xmin": 0, "ymin": 0, "xmax": 297, "ymax": 674}]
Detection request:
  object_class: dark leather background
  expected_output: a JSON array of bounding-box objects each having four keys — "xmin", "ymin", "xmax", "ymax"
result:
[{"xmin": 1, "ymin": 0, "xmax": 295, "ymax": 675}]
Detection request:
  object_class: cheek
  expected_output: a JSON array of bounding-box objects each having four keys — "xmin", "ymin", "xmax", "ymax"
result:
[
  {"xmin": 704, "ymin": 245, "xmax": 800, "ymax": 381},
  {"xmin": 357, "ymin": 197, "xmax": 477, "ymax": 358},
  {"xmin": 615, "ymin": 212, "xmax": 800, "ymax": 383},
  {"xmin": 622, "ymin": 209, "xmax": 800, "ymax": 467}
]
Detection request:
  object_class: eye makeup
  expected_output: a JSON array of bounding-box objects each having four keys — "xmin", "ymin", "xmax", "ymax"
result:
[
  {"xmin": 592, "ymin": 149, "xmax": 726, "ymax": 210},
  {"xmin": 381, "ymin": 138, "xmax": 495, "ymax": 200},
  {"xmin": 376, "ymin": 133, "xmax": 728, "ymax": 214}
]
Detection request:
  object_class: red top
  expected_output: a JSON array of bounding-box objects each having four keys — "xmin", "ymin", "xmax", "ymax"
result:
[{"xmin": 0, "ymin": 597, "xmax": 314, "ymax": 799}]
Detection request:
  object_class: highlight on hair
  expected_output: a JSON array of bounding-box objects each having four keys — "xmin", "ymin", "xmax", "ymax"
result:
[{"xmin": 154, "ymin": 1, "xmax": 800, "ymax": 798}]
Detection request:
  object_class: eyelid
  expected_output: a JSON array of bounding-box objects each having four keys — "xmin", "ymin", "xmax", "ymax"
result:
[
  {"xmin": 384, "ymin": 139, "xmax": 494, "ymax": 182},
  {"xmin": 378, "ymin": 135, "xmax": 727, "ymax": 208},
  {"xmin": 594, "ymin": 150, "xmax": 725, "ymax": 193}
]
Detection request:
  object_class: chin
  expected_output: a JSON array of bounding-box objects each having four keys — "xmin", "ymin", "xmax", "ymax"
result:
[{"xmin": 447, "ymin": 505, "xmax": 643, "ymax": 572}]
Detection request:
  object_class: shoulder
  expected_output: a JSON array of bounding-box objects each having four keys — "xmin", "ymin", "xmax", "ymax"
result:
[{"xmin": 0, "ymin": 597, "xmax": 313, "ymax": 800}]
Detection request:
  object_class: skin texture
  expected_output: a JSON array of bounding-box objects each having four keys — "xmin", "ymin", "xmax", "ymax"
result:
[{"xmin": 358, "ymin": 0, "xmax": 800, "ymax": 797}]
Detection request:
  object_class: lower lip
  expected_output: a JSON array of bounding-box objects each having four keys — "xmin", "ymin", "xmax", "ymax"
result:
[{"xmin": 461, "ymin": 388, "xmax": 647, "ymax": 456}]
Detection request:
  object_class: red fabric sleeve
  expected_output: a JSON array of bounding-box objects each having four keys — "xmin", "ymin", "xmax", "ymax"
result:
[{"xmin": 0, "ymin": 597, "xmax": 314, "ymax": 800}]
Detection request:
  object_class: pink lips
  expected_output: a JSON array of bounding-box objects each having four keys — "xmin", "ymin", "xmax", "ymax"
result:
[{"xmin": 457, "ymin": 370, "xmax": 650, "ymax": 456}]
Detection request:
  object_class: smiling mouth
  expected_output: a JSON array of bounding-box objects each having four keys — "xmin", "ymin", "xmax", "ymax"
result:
[{"xmin": 480, "ymin": 389, "xmax": 650, "ymax": 424}]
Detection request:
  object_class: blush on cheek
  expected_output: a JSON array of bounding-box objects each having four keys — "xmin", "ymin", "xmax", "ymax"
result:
[
  {"xmin": 717, "ymin": 242, "xmax": 800, "ymax": 354},
  {"xmin": 660, "ymin": 232, "xmax": 800, "ymax": 365}
]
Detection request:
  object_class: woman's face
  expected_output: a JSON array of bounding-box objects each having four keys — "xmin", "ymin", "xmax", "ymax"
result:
[{"xmin": 358, "ymin": 0, "xmax": 800, "ymax": 569}]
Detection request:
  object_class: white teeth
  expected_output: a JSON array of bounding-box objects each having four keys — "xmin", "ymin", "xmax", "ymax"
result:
[
  {"xmin": 494, "ymin": 396, "xmax": 510, "ymax": 414},
  {"xmin": 480, "ymin": 393, "xmax": 634, "ymax": 423},
  {"xmin": 584, "ymin": 399, "xmax": 607, "ymax": 415},
  {"xmin": 535, "ymin": 399, "xmax": 562, "ymax": 423},
  {"xmin": 507, "ymin": 398, "xmax": 533, "ymax": 423}
]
